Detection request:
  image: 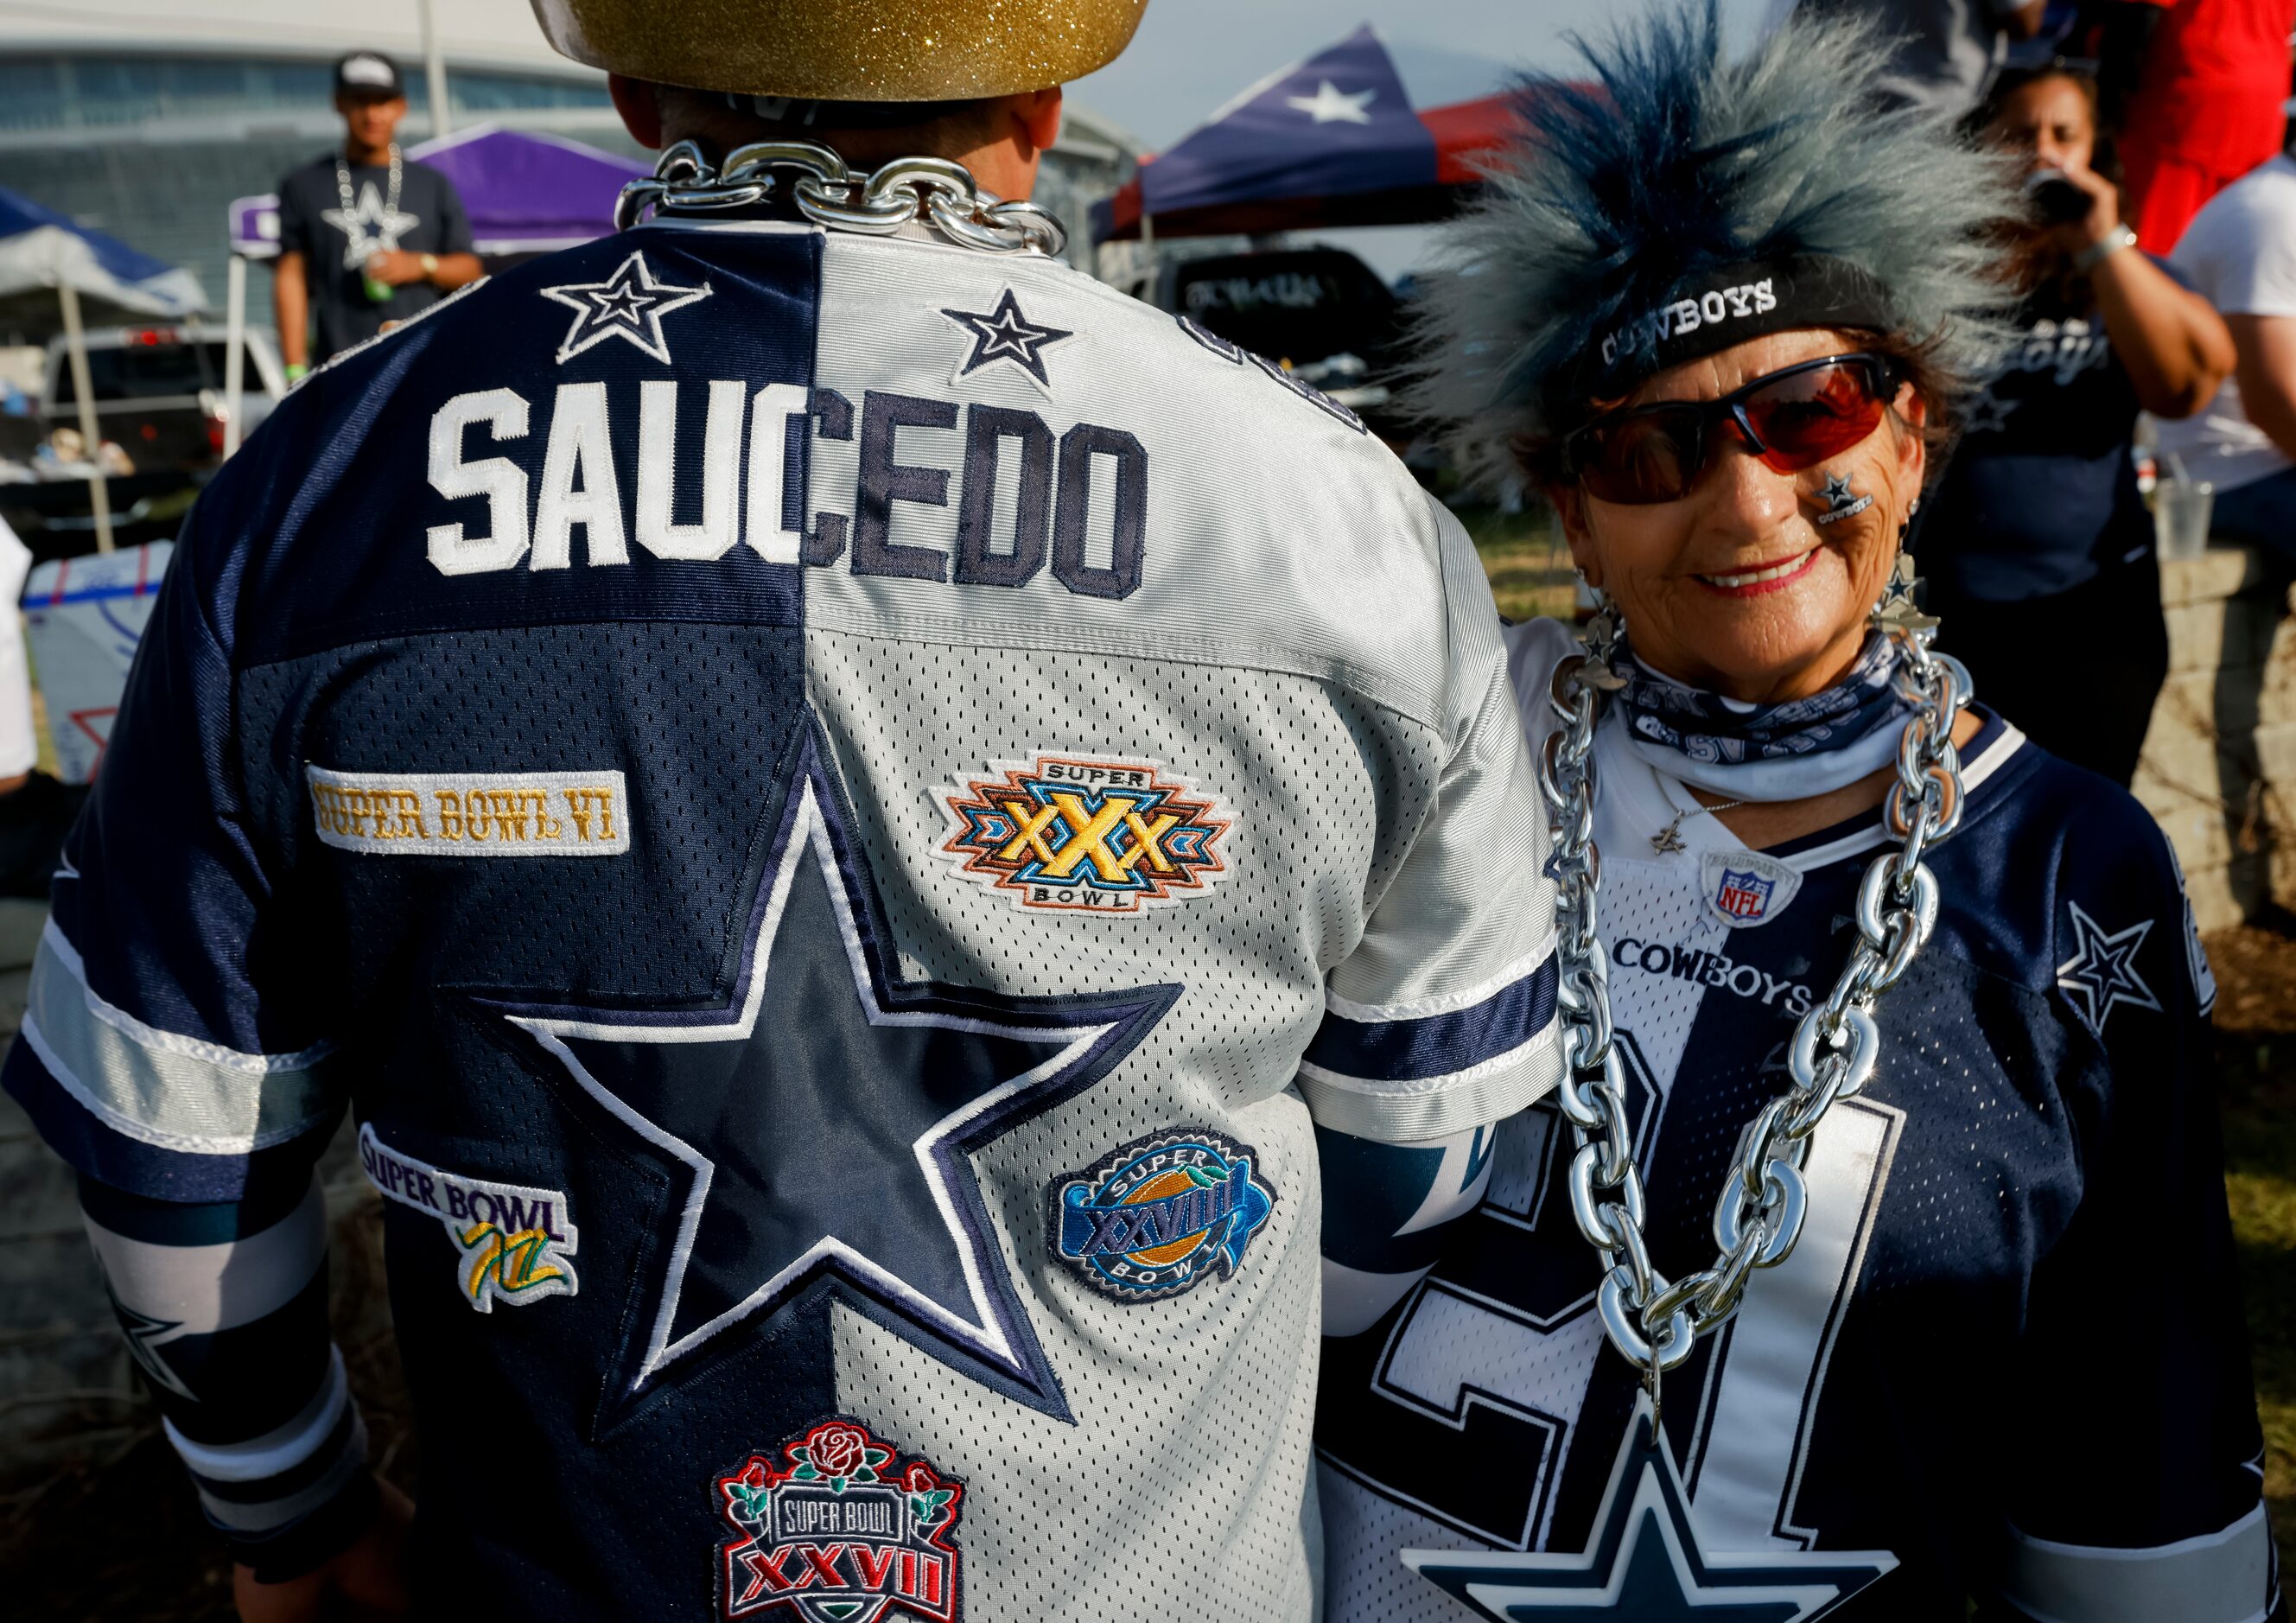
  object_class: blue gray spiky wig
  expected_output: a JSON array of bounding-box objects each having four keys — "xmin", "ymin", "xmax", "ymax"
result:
[{"xmin": 1411, "ymin": 0, "xmax": 2023, "ymax": 489}]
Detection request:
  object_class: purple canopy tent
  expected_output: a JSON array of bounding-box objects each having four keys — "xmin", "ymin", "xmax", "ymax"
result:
[{"xmin": 220, "ymin": 126, "xmax": 648, "ymax": 455}]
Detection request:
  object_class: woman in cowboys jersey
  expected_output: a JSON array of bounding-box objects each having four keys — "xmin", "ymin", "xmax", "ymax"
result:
[{"xmin": 1313, "ymin": 5, "xmax": 2280, "ymax": 1621}]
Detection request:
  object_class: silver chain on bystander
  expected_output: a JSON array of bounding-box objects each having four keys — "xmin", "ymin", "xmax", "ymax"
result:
[{"xmin": 1536, "ymin": 571, "xmax": 1972, "ymax": 1418}]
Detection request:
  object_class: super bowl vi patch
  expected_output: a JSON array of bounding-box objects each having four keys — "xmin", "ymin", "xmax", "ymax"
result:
[
  {"xmin": 359, "ymin": 1124, "xmax": 579, "ymax": 1313},
  {"xmin": 307, "ymin": 765, "xmax": 629, "ymax": 856},
  {"xmin": 1048, "ymin": 1129, "xmax": 1275, "ymax": 1302},
  {"xmin": 937, "ymin": 754, "xmax": 1230, "ymax": 914},
  {"xmin": 716, "ymin": 1416, "xmax": 964, "ymax": 1621}
]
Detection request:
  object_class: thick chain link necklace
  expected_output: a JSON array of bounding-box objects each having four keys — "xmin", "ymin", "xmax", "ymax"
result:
[
  {"xmin": 616, "ymin": 138, "xmax": 1068, "ymax": 257},
  {"xmin": 1536, "ymin": 570, "xmax": 1971, "ymax": 1416},
  {"xmin": 334, "ymin": 143, "xmax": 403, "ymax": 270}
]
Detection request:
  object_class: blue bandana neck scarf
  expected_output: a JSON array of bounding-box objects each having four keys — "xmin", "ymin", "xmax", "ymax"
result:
[{"xmin": 1614, "ymin": 631, "xmax": 1916, "ymax": 801}]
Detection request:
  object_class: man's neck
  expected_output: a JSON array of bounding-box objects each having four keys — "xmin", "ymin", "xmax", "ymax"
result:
[{"xmin": 344, "ymin": 138, "xmax": 394, "ymax": 168}]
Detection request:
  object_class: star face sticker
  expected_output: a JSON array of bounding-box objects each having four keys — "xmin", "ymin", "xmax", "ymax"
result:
[
  {"xmin": 488, "ymin": 738, "xmax": 1174, "ymax": 1427},
  {"xmin": 1286, "ymin": 79, "xmax": 1378, "ymax": 124},
  {"xmin": 1405, "ymin": 1397, "xmax": 1897, "ymax": 1621},
  {"xmin": 1813, "ymin": 473, "xmax": 1874, "ymax": 527},
  {"xmin": 538, "ymin": 250, "xmax": 714, "ymax": 366},
  {"xmin": 940, "ymin": 288, "xmax": 1074, "ymax": 393},
  {"xmin": 321, "ymin": 182, "xmax": 421, "ymax": 270},
  {"xmin": 2056, "ymin": 901, "xmax": 2163, "ymax": 1037}
]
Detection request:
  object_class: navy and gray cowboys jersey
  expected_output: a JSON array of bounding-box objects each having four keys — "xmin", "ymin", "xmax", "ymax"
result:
[
  {"xmin": 1, "ymin": 219, "xmax": 1561, "ymax": 1615},
  {"xmin": 1317, "ymin": 616, "xmax": 2278, "ymax": 1623}
]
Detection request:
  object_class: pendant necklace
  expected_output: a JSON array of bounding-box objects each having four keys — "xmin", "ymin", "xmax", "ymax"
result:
[
  {"xmin": 334, "ymin": 143, "xmax": 404, "ymax": 271},
  {"xmin": 1650, "ymin": 793, "xmax": 1743, "ymax": 855}
]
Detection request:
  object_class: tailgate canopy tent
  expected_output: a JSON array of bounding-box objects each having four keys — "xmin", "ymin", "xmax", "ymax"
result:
[
  {"xmin": 0, "ymin": 185, "xmax": 207, "ymax": 552},
  {"xmin": 1091, "ymin": 27, "xmax": 1527, "ymax": 241}
]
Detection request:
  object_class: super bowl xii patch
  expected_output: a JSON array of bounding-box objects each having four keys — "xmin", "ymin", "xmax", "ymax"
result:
[
  {"xmin": 1048, "ymin": 1129, "xmax": 1276, "ymax": 1302},
  {"xmin": 716, "ymin": 1416, "xmax": 964, "ymax": 1621},
  {"xmin": 936, "ymin": 754, "xmax": 1231, "ymax": 914},
  {"xmin": 358, "ymin": 1123, "xmax": 578, "ymax": 1312}
]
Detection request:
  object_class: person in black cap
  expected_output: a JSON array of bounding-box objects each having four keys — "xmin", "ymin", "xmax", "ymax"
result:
[{"xmin": 272, "ymin": 53, "xmax": 481, "ymax": 376}]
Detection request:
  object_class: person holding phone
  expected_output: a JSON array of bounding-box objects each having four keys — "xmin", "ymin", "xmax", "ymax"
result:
[{"xmin": 1918, "ymin": 65, "xmax": 2233, "ymax": 786}]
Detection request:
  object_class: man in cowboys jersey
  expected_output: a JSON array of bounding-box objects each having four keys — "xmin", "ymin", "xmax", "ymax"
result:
[{"xmin": 4, "ymin": 1, "xmax": 1562, "ymax": 1617}]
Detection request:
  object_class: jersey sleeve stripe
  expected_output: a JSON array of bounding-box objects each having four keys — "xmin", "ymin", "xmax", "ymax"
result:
[
  {"xmin": 1300, "ymin": 1022, "xmax": 1562, "ymax": 1143},
  {"xmin": 1304, "ymin": 954, "xmax": 1558, "ymax": 1085},
  {"xmin": 22, "ymin": 922, "xmax": 338, "ymax": 1156},
  {"xmin": 84, "ymin": 1175, "xmax": 327, "ymax": 1338},
  {"xmin": 1994, "ymin": 1503, "xmax": 2279, "ymax": 1623},
  {"xmin": 2, "ymin": 1034, "xmax": 332, "ymax": 1202}
]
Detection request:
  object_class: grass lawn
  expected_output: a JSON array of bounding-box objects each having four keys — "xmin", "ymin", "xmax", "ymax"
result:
[{"xmin": 1455, "ymin": 496, "xmax": 1580, "ymax": 624}]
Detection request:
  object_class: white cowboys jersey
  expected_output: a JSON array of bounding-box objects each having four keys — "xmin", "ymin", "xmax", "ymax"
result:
[
  {"xmin": 1316, "ymin": 618, "xmax": 2277, "ymax": 1623},
  {"xmin": 5, "ymin": 213, "xmax": 1561, "ymax": 1618}
]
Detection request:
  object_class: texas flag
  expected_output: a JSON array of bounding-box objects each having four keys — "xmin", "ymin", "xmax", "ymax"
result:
[{"xmin": 1091, "ymin": 27, "xmax": 1529, "ymax": 241}]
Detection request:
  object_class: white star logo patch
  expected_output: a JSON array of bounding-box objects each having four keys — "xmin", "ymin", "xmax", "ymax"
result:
[
  {"xmin": 538, "ymin": 251, "xmax": 714, "ymax": 366},
  {"xmin": 1286, "ymin": 80, "xmax": 1377, "ymax": 124},
  {"xmin": 2055, "ymin": 901, "xmax": 2163, "ymax": 1037},
  {"xmin": 939, "ymin": 288, "xmax": 1075, "ymax": 394},
  {"xmin": 321, "ymin": 183, "xmax": 421, "ymax": 269}
]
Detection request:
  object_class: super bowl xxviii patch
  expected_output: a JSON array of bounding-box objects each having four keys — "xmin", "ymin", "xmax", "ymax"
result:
[
  {"xmin": 937, "ymin": 754, "xmax": 1231, "ymax": 914},
  {"xmin": 716, "ymin": 1417, "xmax": 964, "ymax": 1621},
  {"xmin": 1048, "ymin": 1129, "xmax": 1275, "ymax": 1302}
]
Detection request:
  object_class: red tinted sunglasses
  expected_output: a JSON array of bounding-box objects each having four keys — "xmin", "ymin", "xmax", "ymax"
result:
[{"xmin": 1561, "ymin": 353, "xmax": 1899, "ymax": 506}]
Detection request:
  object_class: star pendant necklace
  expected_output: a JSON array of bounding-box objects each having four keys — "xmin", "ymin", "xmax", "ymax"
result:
[{"xmin": 1650, "ymin": 792, "xmax": 1742, "ymax": 855}]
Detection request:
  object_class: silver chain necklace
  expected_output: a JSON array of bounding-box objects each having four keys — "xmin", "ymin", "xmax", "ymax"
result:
[
  {"xmin": 334, "ymin": 143, "xmax": 403, "ymax": 269},
  {"xmin": 1536, "ymin": 573, "xmax": 1971, "ymax": 1417},
  {"xmin": 616, "ymin": 138, "xmax": 1069, "ymax": 258}
]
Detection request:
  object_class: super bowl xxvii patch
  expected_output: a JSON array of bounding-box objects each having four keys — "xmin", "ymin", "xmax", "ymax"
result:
[
  {"xmin": 358, "ymin": 1124, "xmax": 579, "ymax": 1312},
  {"xmin": 716, "ymin": 1417, "xmax": 965, "ymax": 1621},
  {"xmin": 936, "ymin": 754, "xmax": 1231, "ymax": 913},
  {"xmin": 1048, "ymin": 1129, "xmax": 1275, "ymax": 1302}
]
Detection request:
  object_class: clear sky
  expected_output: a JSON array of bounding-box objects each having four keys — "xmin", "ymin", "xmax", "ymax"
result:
[{"xmin": 1068, "ymin": 0, "xmax": 1779, "ymax": 277}]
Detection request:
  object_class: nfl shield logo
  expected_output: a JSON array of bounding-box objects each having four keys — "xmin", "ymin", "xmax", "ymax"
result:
[{"xmin": 1714, "ymin": 868, "xmax": 1776, "ymax": 922}]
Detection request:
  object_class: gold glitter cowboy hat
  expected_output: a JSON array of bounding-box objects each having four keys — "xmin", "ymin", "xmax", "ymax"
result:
[{"xmin": 531, "ymin": 0, "xmax": 1149, "ymax": 102}]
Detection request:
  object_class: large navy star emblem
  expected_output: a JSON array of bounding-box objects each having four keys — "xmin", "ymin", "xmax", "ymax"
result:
[
  {"xmin": 940, "ymin": 287, "xmax": 1074, "ymax": 392},
  {"xmin": 539, "ymin": 249, "xmax": 714, "ymax": 366},
  {"xmin": 1405, "ymin": 1397, "xmax": 1896, "ymax": 1620},
  {"xmin": 488, "ymin": 738, "xmax": 1174, "ymax": 1425},
  {"xmin": 2055, "ymin": 900, "xmax": 2161, "ymax": 1037},
  {"xmin": 321, "ymin": 181, "xmax": 419, "ymax": 269}
]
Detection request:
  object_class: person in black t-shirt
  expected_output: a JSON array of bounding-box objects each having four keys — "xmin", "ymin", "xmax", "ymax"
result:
[
  {"xmin": 272, "ymin": 53, "xmax": 481, "ymax": 373},
  {"xmin": 1922, "ymin": 65, "xmax": 2232, "ymax": 786}
]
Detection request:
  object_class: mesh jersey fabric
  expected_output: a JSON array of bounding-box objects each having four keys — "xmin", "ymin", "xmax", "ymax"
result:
[
  {"xmin": 1315, "ymin": 618, "xmax": 2273, "ymax": 1623},
  {"xmin": 2, "ymin": 216, "xmax": 1560, "ymax": 1617}
]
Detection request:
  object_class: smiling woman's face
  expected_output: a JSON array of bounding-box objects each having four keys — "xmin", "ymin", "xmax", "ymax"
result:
[{"xmin": 1551, "ymin": 328, "xmax": 1927, "ymax": 703}]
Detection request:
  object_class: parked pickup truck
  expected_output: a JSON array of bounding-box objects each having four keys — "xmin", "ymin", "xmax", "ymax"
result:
[{"xmin": 41, "ymin": 322, "xmax": 285, "ymax": 474}]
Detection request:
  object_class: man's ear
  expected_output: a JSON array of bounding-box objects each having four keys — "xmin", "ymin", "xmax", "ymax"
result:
[
  {"xmin": 1016, "ymin": 86, "xmax": 1063, "ymax": 156},
  {"xmin": 609, "ymin": 73, "xmax": 665, "ymax": 150}
]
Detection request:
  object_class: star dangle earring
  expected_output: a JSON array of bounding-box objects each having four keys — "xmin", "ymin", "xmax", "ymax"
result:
[{"xmin": 1814, "ymin": 471, "xmax": 1873, "ymax": 526}]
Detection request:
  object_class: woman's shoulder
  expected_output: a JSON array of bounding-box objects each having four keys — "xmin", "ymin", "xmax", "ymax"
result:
[
  {"xmin": 1498, "ymin": 614, "xmax": 1583, "ymax": 747},
  {"xmin": 1932, "ymin": 734, "xmax": 2214, "ymax": 1030}
]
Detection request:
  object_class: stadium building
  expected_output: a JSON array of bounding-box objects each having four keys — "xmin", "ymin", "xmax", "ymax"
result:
[{"xmin": 0, "ymin": 0, "xmax": 1141, "ymax": 315}]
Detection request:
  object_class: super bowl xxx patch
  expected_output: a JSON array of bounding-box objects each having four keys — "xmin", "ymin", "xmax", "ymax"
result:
[
  {"xmin": 937, "ymin": 754, "xmax": 1230, "ymax": 914},
  {"xmin": 1049, "ymin": 1129, "xmax": 1275, "ymax": 1302},
  {"xmin": 716, "ymin": 1416, "xmax": 964, "ymax": 1622},
  {"xmin": 307, "ymin": 765, "xmax": 628, "ymax": 856},
  {"xmin": 359, "ymin": 1123, "xmax": 578, "ymax": 1312}
]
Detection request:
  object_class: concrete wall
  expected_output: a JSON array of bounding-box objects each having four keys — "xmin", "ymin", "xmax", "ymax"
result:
[{"xmin": 2136, "ymin": 546, "xmax": 2296, "ymax": 931}]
